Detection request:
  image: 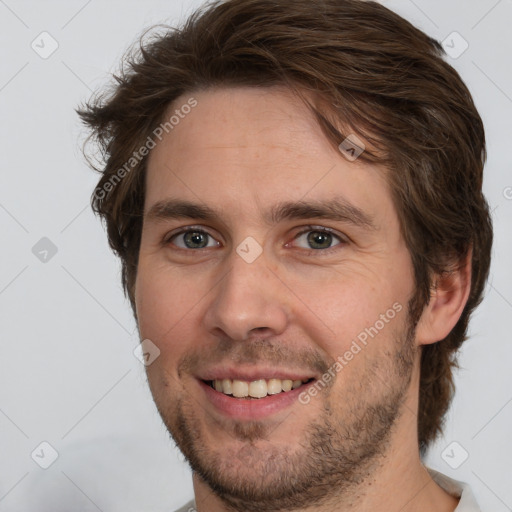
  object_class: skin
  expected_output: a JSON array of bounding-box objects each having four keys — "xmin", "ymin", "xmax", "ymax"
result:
[{"xmin": 134, "ymin": 86, "xmax": 471, "ymax": 512}]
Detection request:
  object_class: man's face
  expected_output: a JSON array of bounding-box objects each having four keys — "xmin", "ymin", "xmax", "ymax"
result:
[{"xmin": 135, "ymin": 87, "xmax": 421, "ymax": 510}]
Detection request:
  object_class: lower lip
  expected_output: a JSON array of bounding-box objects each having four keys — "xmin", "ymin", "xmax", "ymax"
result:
[{"xmin": 198, "ymin": 380, "xmax": 313, "ymax": 420}]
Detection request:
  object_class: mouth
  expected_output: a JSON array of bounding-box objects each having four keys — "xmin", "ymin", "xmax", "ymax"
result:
[
  {"xmin": 197, "ymin": 368, "xmax": 319, "ymax": 420},
  {"xmin": 203, "ymin": 377, "xmax": 316, "ymax": 399}
]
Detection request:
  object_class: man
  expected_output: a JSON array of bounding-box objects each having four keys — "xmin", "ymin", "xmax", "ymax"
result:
[{"xmin": 78, "ymin": 0, "xmax": 493, "ymax": 510}]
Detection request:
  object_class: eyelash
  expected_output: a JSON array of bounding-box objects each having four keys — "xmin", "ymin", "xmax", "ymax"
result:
[
  {"xmin": 289, "ymin": 226, "xmax": 346, "ymax": 254},
  {"xmin": 164, "ymin": 225, "xmax": 347, "ymax": 254}
]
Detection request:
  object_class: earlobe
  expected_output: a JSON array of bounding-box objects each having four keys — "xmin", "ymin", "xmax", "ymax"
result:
[{"xmin": 414, "ymin": 249, "xmax": 472, "ymax": 346}]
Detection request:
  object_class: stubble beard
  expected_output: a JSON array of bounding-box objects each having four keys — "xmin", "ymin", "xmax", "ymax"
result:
[{"xmin": 152, "ymin": 317, "xmax": 417, "ymax": 512}]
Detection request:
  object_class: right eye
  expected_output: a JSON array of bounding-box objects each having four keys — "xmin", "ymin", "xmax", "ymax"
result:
[{"xmin": 166, "ymin": 228, "xmax": 220, "ymax": 250}]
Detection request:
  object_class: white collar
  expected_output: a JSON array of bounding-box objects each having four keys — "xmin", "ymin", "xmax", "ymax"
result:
[{"xmin": 427, "ymin": 467, "xmax": 482, "ymax": 511}]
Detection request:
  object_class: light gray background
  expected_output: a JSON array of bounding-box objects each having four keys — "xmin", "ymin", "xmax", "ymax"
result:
[{"xmin": 0, "ymin": 0, "xmax": 510, "ymax": 511}]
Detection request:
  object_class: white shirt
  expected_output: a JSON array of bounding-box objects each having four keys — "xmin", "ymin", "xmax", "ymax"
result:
[
  {"xmin": 428, "ymin": 468, "xmax": 482, "ymax": 511},
  {"xmin": 173, "ymin": 467, "xmax": 482, "ymax": 511}
]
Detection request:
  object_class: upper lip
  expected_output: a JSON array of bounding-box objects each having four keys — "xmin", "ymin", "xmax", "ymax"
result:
[{"xmin": 196, "ymin": 366, "xmax": 318, "ymax": 382}]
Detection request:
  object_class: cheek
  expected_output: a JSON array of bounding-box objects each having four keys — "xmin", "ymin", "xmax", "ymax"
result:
[
  {"xmin": 284, "ymin": 267, "xmax": 409, "ymax": 358},
  {"xmin": 134, "ymin": 264, "xmax": 202, "ymax": 358}
]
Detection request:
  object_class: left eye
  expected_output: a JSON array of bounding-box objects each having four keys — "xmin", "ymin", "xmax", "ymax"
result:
[
  {"xmin": 293, "ymin": 229, "xmax": 343, "ymax": 250},
  {"xmin": 169, "ymin": 230, "xmax": 219, "ymax": 249}
]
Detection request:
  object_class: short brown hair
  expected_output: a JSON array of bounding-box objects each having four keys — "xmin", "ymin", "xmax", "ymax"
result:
[{"xmin": 78, "ymin": 0, "xmax": 493, "ymax": 455}]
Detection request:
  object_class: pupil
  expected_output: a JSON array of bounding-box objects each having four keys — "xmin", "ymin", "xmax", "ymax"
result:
[
  {"xmin": 185, "ymin": 231, "xmax": 207, "ymax": 248},
  {"xmin": 307, "ymin": 231, "xmax": 331, "ymax": 249}
]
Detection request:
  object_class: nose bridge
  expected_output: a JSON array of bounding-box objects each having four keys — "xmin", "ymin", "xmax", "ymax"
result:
[{"xmin": 203, "ymin": 244, "xmax": 289, "ymax": 340}]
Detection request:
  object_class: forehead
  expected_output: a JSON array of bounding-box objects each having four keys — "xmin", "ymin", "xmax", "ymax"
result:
[{"xmin": 144, "ymin": 86, "xmax": 395, "ymax": 228}]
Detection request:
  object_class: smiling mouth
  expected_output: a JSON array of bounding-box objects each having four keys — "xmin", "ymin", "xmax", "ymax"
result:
[{"xmin": 205, "ymin": 378, "xmax": 315, "ymax": 399}]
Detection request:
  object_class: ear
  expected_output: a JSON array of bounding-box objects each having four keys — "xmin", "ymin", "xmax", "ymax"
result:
[{"xmin": 414, "ymin": 248, "xmax": 472, "ymax": 346}]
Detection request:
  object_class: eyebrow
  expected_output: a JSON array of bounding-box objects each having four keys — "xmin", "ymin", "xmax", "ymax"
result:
[{"xmin": 145, "ymin": 197, "xmax": 377, "ymax": 231}]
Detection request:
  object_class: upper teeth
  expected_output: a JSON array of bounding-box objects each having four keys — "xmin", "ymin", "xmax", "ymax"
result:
[{"xmin": 212, "ymin": 378, "xmax": 307, "ymax": 398}]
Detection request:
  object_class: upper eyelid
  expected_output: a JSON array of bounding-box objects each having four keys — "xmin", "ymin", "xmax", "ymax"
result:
[
  {"xmin": 165, "ymin": 225, "xmax": 216, "ymax": 238},
  {"xmin": 294, "ymin": 225, "xmax": 343, "ymax": 236}
]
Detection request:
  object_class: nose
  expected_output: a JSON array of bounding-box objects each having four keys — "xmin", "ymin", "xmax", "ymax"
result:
[{"xmin": 202, "ymin": 248, "xmax": 290, "ymax": 342}]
